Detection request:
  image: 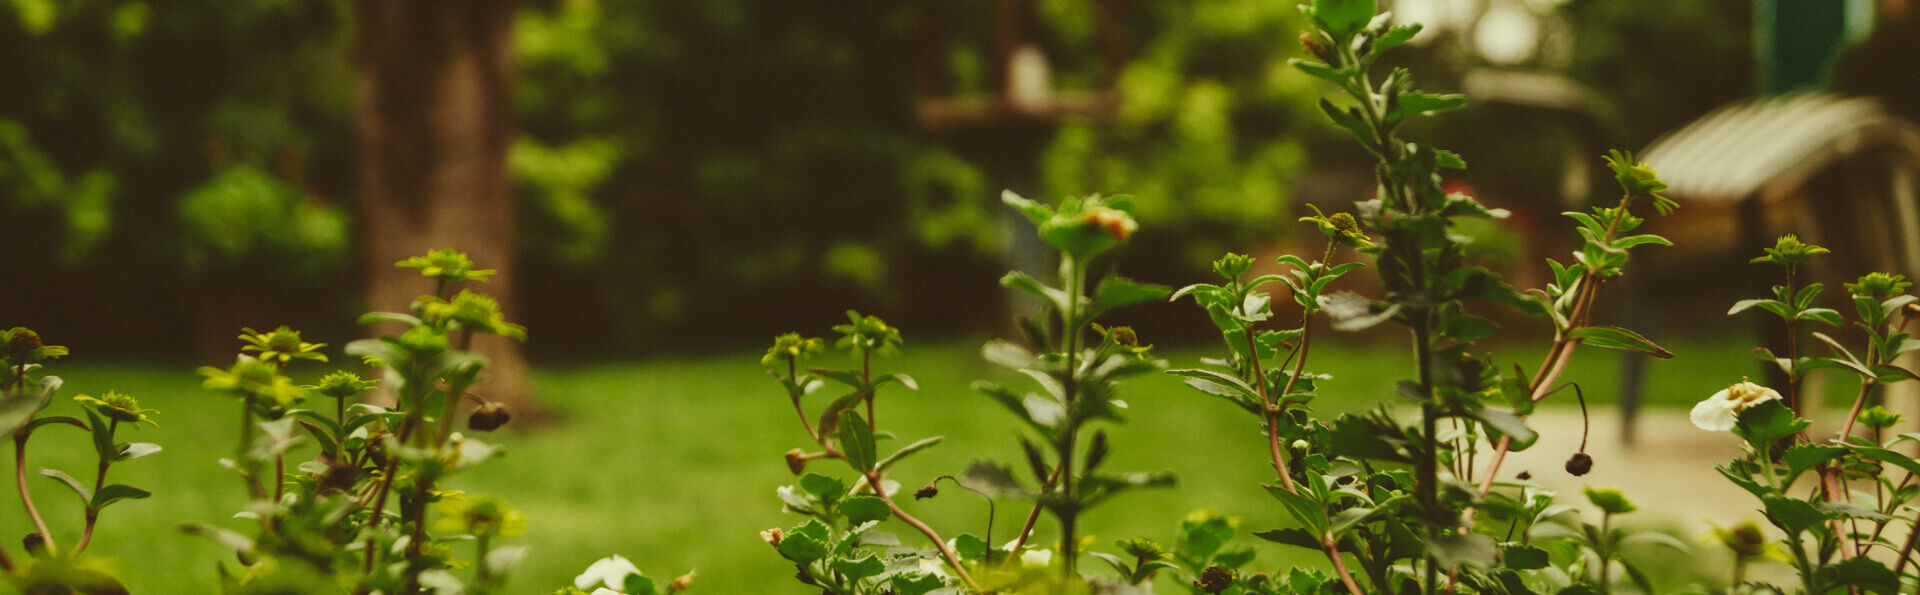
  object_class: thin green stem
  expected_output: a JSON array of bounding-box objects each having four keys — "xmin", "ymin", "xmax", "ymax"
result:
[
  {"xmin": 1058, "ymin": 255, "xmax": 1084, "ymax": 578},
  {"xmin": 1414, "ymin": 312, "xmax": 1440, "ymax": 595},
  {"xmin": 75, "ymin": 419, "xmax": 118, "ymax": 554}
]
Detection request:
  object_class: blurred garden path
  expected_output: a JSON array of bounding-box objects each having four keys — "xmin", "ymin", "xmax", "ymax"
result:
[{"xmin": 1499, "ymin": 408, "xmax": 1755, "ymax": 529}]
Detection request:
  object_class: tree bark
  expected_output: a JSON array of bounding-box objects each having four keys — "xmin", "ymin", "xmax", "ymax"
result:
[{"xmin": 354, "ymin": 0, "xmax": 541, "ymax": 422}]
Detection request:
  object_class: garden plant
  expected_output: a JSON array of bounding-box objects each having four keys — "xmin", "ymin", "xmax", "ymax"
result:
[
  {"xmin": 752, "ymin": 0, "xmax": 1915, "ymax": 593},
  {"xmin": 8, "ymin": 1, "xmax": 1920, "ymax": 594}
]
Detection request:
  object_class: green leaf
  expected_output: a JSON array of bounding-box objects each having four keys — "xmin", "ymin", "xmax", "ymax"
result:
[
  {"xmin": 776, "ymin": 531, "xmax": 830, "ymax": 563},
  {"xmin": 1167, "ymin": 368, "xmax": 1261, "ymax": 402},
  {"xmin": 1798, "ymin": 308, "xmax": 1844, "ymax": 328},
  {"xmin": 838, "ymin": 495, "xmax": 891, "ymax": 525},
  {"xmin": 952, "ymin": 533, "xmax": 989, "ymax": 561},
  {"xmin": 1264, "ymin": 484, "xmax": 1329, "ymax": 537},
  {"xmin": 1734, "ymin": 400, "xmax": 1808, "ymax": 451},
  {"xmin": 982, "ymin": 340, "xmax": 1036, "ymax": 369},
  {"xmin": 957, "ymin": 460, "xmax": 1029, "ymax": 499},
  {"xmin": 1253, "ymin": 528, "xmax": 1323, "ymax": 551},
  {"xmin": 891, "ymin": 572, "xmax": 946, "ymax": 595},
  {"xmin": 1763, "ymin": 495, "xmax": 1824, "ymax": 535},
  {"xmin": 1467, "ymin": 407, "xmax": 1537, "ymax": 452},
  {"xmin": 39, "ymin": 468, "xmax": 91, "ymax": 506},
  {"xmin": 622, "ymin": 575, "xmax": 657, "ymax": 595},
  {"xmin": 1609, "ymin": 234, "xmax": 1672, "ymax": 250},
  {"xmin": 1291, "ymin": 59, "xmax": 1347, "ymax": 84},
  {"xmin": 1782, "ymin": 444, "xmax": 1845, "ymax": 483},
  {"xmin": 798, "ymin": 473, "xmax": 846, "ymax": 502},
  {"xmin": 84, "ymin": 407, "xmax": 114, "ymax": 462},
  {"xmin": 1568, "ymin": 326, "xmax": 1673, "ymax": 358},
  {"xmin": 23, "ymin": 416, "xmax": 86, "ymax": 433},
  {"xmin": 1391, "ymin": 92, "xmax": 1467, "ymax": 123},
  {"xmin": 839, "ymin": 410, "xmax": 876, "ymax": 472},
  {"xmin": 877, "ymin": 436, "xmax": 943, "ymax": 472},
  {"xmin": 832, "ymin": 553, "xmax": 887, "ymax": 581},
  {"xmin": 1501, "ymin": 544, "xmax": 1549, "ymax": 570},
  {"xmin": 1001, "ymin": 271, "xmax": 1069, "ymax": 314},
  {"xmin": 0, "ymin": 381, "xmax": 56, "ymax": 437},
  {"xmin": 1310, "ymin": 0, "xmax": 1376, "ymax": 37},
  {"xmin": 116, "ymin": 442, "xmax": 161, "ymax": 462},
  {"xmin": 1375, "ymin": 24, "xmax": 1422, "ymax": 52},
  {"xmin": 1092, "ymin": 276, "xmax": 1172, "ymax": 315},
  {"xmin": 91, "ymin": 484, "xmax": 150, "ymax": 510},
  {"xmin": 1428, "ymin": 532, "xmax": 1497, "ymax": 570},
  {"xmin": 1821, "ymin": 556, "xmax": 1899, "ymax": 594}
]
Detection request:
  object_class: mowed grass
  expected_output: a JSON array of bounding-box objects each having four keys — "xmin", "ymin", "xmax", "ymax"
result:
[{"xmin": 0, "ymin": 331, "xmax": 1761, "ymax": 592}]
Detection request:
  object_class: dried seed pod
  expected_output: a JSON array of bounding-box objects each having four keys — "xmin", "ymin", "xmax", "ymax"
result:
[
  {"xmin": 466, "ymin": 402, "xmax": 511, "ymax": 432},
  {"xmin": 1565, "ymin": 452, "xmax": 1593, "ymax": 476}
]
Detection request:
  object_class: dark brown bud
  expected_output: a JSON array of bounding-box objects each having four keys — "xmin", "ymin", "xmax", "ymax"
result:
[
  {"xmin": 785, "ymin": 449, "xmax": 808, "ymax": 475},
  {"xmin": 1565, "ymin": 453, "xmax": 1593, "ymax": 476},
  {"xmin": 22, "ymin": 532, "xmax": 46, "ymax": 557},
  {"xmin": 1516, "ymin": 470, "xmax": 1532, "ymax": 481},
  {"xmin": 1196, "ymin": 566, "xmax": 1236, "ymax": 594},
  {"xmin": 7, "ymin": 329, "xmax": 40, "ymax": 358},
  {"xmin": 466, "ymin": 402, "xmax": 511, "ymax": 432},
  {"xmin": 317, "ymin": 453, "xmax": 358, "ymax": 494},
  {"xmin": 915, "ymin": 482, "xmax": 939, "ymax": 500}
]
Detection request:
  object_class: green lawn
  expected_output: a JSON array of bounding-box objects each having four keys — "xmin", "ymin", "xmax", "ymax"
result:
[{"xmin": 0, "ymin": 331, "xmax": 1762, "ymax": 592}]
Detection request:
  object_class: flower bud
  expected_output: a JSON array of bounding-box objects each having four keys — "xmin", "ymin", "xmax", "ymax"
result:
[
  {"xmin": 1564, "ymin": 452, "xmax": 1593, "ymax": 476},
  {"xmin": 761, "ymin": 528, "xmax": 784, "ymax": 547},
  {"xmin": 1515, "ymin": 470, "xmax": 1532, "ymax": 481},
  {"xmin": 784, "ymin": 449, "xmax": 808, "ymax": 475},
  {"xmin": 915, "ymin": 482, "xmax": 939, "ymax": 500},
  {"xmin": 1195, "ymin": 566, "xmax": 1236, "ymax": 594},
  {"xmin": 668, "ymin": 571, "xmax": 695, "ymax": 592},
  {"xmin": 21, "ymin": 532, "xmax": 46, "ymax": 558},
  {"xmin": 466, "ymin": 402, "xmax": 511, "ymax": 432},
  {"xmin": 7, "ymin": 329, "xmax": 41, "ymax": 357}
]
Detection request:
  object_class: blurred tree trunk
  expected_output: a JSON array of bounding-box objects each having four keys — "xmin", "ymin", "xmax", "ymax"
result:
[{"xmin": 353, "ymin": 0, "xmax": 542, "ymax": 422}]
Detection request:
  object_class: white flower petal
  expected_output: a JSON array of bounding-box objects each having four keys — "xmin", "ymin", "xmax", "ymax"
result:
[
  {"xmin": 1691, "ymin": 390, "xmax": 1738, "ymax": 432},
  {"xmin": 1021, "ymin": 548, "xmax": 1053, "ymax": 568},
  {"xmin": 575, "ymin": 554, "xmax": 641, "ymax": 590}
]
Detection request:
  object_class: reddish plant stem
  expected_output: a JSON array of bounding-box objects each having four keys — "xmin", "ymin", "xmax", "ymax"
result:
[
  {"xmin": 866, "ymin": 469, "xmax": 981, "ymax": 593},
  {"xmin": 1003, "ymin": 464, "xmax": 1065, "ymax": 567},
  {"xmin": 1253, "ymin": 318, "xmax": 1363, "ymax": 594},
  {"xmin": 13, "ymin": 434, "xmax": 55, "ymax": 555}
]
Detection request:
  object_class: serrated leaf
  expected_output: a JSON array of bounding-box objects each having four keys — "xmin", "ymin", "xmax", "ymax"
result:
[
  {"xmin": 776, "ymin": 532, "xmax": 830, "ymax": 563},
  {"xmin": 1763, "ymin": 495, "xmax": 1824, "ymax": 535},
  {"xmin": 798, "ymin": 473, "xmax": 845, "ymax": 502},
  {"xmin": 832, "ymin": 553, "xmax": 887, "ymax": 581},
  {"xmin": 1375, "ymin": 24, "xmax": 1422, "ymax": 52},
  {"xmin": 838, "ymin": 495, "xmax": 891, "ymax": 525},
  {"xmin": 952, "ymin": 533, "xmax": 989, "ymax": 561}
]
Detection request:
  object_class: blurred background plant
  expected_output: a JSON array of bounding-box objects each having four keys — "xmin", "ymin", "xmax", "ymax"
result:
[{"xmin": 0, "ymin": 0, "xmax": 1827, "ymax": 362}]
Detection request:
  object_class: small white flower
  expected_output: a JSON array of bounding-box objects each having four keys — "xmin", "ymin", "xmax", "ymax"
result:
[
  {"xmin": 1691, "ymin": 380, "xmax": 1783, "ymax": 432},
  {"xmin": 574, "ymin": 554, "xmax": 642, "ymax": 591},
  {"xmin": 1021, "ymin": 548, "xmax": 1053, "ymax": 568}
]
